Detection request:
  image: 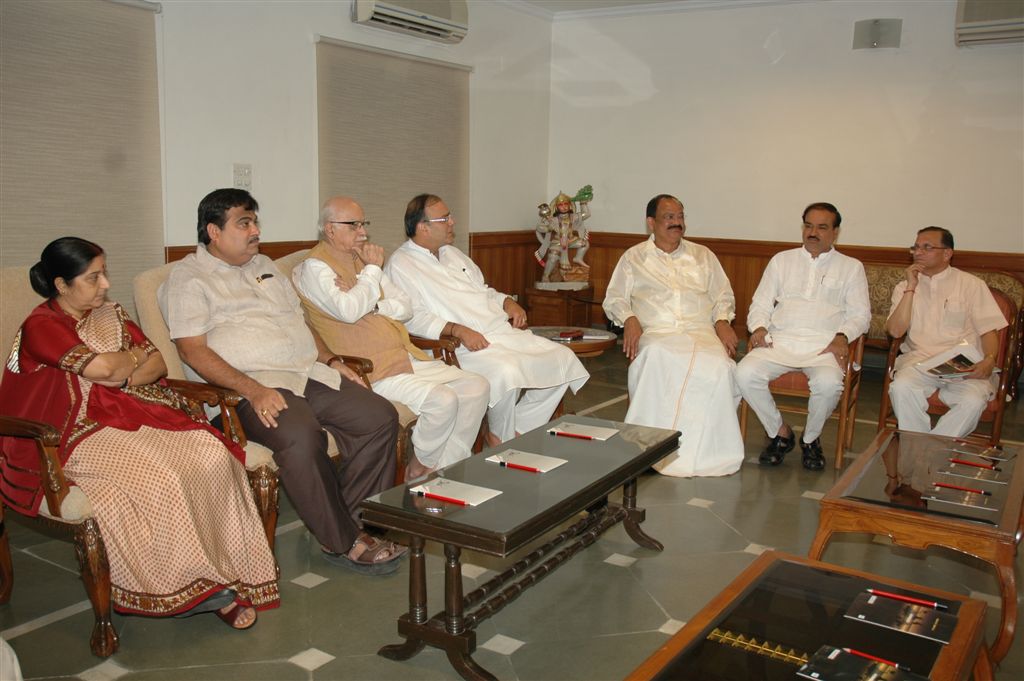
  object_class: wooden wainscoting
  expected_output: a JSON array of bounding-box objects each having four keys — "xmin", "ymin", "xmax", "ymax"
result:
[{"xmin": 165, "ymin": 241, "xmax": 317, "ymax": 263}]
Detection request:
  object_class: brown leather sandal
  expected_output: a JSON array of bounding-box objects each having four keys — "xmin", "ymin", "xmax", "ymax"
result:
[
  {"xmin": 215, "ymin": 602, "xmax": 257, "ymax": 630},
  {"xmin": 322, "ymin": 535, "xmax": 406, "ymax": 576}
]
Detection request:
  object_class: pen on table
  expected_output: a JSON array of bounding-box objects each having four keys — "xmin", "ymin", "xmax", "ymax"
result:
[
  {"xmin": 500, "ymin": 461, "xmax": 541, "ymax": 473},
  {"xmin": 417, "ymin": 491, "xmax": 467, "ymax": 506},
  {"xmin": 843, "ymin": 648, "xmax": 902, "ymax": 669},
  {"xmin": 867, "ymin": 588, "xmax": 948, "ymax": 611},
  {"xmin": 551, "ymin": 431, "xmax": 594, "ymax": 441},
  {"xmin": 949, "ymin": 457, "xmax": 1000, "ymax": 471},
  {"xmin": 933, "ymin": 481, "xmax": 991, "ymax": 496}
]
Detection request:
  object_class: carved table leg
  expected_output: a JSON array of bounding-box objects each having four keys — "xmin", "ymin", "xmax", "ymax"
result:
[
  {"xmin": 443, "ymin": 543, "xmax": 495, "ymax": 681},
  {"xmin": 622, "ymin": 478, "xmax": 663, "ymax": 550},
  {"xmin": 988, "ymin": 543, "xmax": 1017, "ymax": 663},
  {"xmin": 379, "ymin": 535, "xmax": 427, "ymax": 661},
  {"xmin": 74, "ymin": 518, "xmax": 118, "ymax": 657}
]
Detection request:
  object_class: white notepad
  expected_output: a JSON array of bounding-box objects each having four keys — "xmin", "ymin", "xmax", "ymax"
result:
[
  {"xmin": 408, "ymin": 478, "xmax": 502, "ymax": 507},
  {"xmin": 547, "ymin": 422, "xmax": 619, "ymax": 441},
  {"xmin": 485, "ymin": 449, "xmax": 568, "ymax": 473}
]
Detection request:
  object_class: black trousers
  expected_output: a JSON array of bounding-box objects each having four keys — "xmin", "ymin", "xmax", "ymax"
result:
[{"xmin": 236, "ymin": 378, "xmax": 398, "ymax": 554}]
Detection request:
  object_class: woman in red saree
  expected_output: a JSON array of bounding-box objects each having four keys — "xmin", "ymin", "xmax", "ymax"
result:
[{"xmin": 0, "ymin": 237, "xmax": 279, "ymax": 629}]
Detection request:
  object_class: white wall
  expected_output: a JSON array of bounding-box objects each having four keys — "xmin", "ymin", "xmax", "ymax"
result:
[
  {"xmin": 547, "ymin": 0, "xmax": 1024, "ymax": 252},
  {"xmin": 157, "ymin": 0, "xmax": 552, "ymax": 245}
]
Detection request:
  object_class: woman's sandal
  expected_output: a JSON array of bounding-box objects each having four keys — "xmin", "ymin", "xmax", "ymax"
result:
[
  {"xmin": 215, "ymin": 601, "xmax": 257, "ymax": 630},
  {"xmin": 173, "ymin": 588, "xmax": 236, "ymax": 618},
  {"xmin": 322, "ymin": 535, "xmax": 407, "ymax": 576}
]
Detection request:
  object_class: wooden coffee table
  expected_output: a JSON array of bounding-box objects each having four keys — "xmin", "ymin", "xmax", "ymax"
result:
[
  {"xmin": 626, "ymin": 551, "xmax": 992, "ymax": 681},
  {"xmin": 808, "ymin": 429, "xmax": 1023, "ymax": 662},
  {"xmin": 361, "ymin": 416, "xmax": 679, "ymax": 681}
]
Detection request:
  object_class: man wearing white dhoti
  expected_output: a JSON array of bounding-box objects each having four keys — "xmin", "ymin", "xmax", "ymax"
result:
[
  {"xmin": 603, "ymin": 194, "xmax": 743, "ymax": 477},
  {"xmin": 384, "ymin": 194, "xmax": 589, "ymax": 444},
  {"xmin": 736, "ymin": 202, "xmax": 870, "ymax": 470},
  {"xmin": 293, "ymin": 196, "xmax": 489, "ymax": 480},
  {"xmin": 885, "ymin": 226, "xmax": 1006, "ymax": 437}
]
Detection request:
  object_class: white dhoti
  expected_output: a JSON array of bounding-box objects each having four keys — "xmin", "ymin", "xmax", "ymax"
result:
[
  {"xmin": 626, "ymin": 331, "xmax": 743, "ymax": 477},
  {"xmin": 372, "ymin": 358, "xmax": 489, "ymax": 469},
  {"xmin": 454, "ymin": 329, "xmax": 589, "ymax": 441},
  {"xmin": 735, "ymin": 341, "xmax": 844, "ymax": 444}
]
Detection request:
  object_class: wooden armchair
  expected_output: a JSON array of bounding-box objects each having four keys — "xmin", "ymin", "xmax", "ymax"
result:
[
  {"xmin": 739, "ymin": 335, "xmax": 866, "ymax": 470},
  {"xmin": 877, "ymin": 287, "xmax": 1016, "ymax": 447}
]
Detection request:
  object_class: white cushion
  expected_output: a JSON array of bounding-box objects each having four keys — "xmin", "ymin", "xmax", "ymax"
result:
[{"xmin": 37, "ymin": 486, "xmax": 93, "ymax": 522}]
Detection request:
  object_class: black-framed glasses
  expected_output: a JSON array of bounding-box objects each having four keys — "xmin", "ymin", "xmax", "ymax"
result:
[
  {"xmin": 909, "ymin": 244, "xmax": 947, "ymax": 253},
  {"xmin": 328, "ymin": 220, "xmax": 371, "ymax": 229}
]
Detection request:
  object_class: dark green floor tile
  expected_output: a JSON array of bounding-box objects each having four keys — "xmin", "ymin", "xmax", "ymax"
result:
[{"xmin": 508, "ymin": 630, "xmax": 670, "ymax": 681}]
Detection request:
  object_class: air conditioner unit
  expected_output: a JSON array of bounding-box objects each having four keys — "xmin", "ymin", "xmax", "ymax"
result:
[
  {"xmin": 955, "ymin": 0, "xmax": 1024, "ymax": 46},
  {"xmin": 353, "ymin": 0, "xmax": 468, "ymax": 44}
]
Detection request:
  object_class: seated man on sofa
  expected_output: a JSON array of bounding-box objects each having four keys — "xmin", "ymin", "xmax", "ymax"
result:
[
  {"xmin": 161, "ymin": 188, "xmax": 404, "ymax": 575},
  {"xmin": 292, "ymin": 196, "xmax": 489, "ymax": 480},
  {"xmin": 885, "ymin": 226, "xmax": 1006, "ymax": 437}
]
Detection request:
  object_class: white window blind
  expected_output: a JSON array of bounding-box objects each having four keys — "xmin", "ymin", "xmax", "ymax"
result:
[
  {"xmin": 0, "ymin": 0, "xmax": 162, "ymax": 317},
  {"xmin": 315, "ymin": 37, "xmax": 470, "ymax": 254}
]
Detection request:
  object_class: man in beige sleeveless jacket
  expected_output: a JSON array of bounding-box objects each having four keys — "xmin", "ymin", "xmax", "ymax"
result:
[{"xmin": 292, "ymin": 197, "xmax": 489, "ymax": 480}]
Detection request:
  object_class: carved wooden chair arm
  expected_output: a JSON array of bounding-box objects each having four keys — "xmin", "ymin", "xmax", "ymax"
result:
[
  {"xmin": 164, "ymin": 378, "xmax": 248, "ymax": 448},
  {"xmin": 410, "ymin": 334, "xmax": 461, "ymax": 367},
  {"xmin": 334, "ymin": 355, "xmax": 373, "ymax": 389},
  {"xmin": 0, "ymin": 415, "xmax": 70, "ymax": 517}
]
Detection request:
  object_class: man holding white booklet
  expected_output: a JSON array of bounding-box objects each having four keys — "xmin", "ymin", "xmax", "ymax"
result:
[{"xmin": 885, "ymin": 226, "xmax": 1007, "ymax": 437}]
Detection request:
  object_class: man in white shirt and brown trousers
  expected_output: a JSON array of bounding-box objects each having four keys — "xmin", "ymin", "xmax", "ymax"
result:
[
  {"xmin": 885, "ymin": 226, "xmax": 1006, "ymax": 437},
  {"xmin": 736, "ymin": 202, "xmax": 870, "ymax": 470}
]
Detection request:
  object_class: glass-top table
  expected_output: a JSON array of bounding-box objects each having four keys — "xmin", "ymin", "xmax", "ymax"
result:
[
  {"xmin": 362, "ymin": 415, "xmax": 680, "ymax": 681},
  {"xmin": 809, "ymin": 429, "xmax": 1023, "ymax": 663}
]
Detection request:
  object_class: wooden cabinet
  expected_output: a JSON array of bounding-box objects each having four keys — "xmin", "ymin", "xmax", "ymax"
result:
[{"xmin": 525, "ymin": 286, "xmax": 593, "ymax": 327}]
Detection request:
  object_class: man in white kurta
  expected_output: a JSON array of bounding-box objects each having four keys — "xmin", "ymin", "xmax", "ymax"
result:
[
  {"xmin": 885, "ymin": 227, "xmax": 1006, "ymax": 437},
  {"xmin": 736, "ymin": 203, "xmax": 870, "ymax": 470},
  {"xmin": 292, "ymin": 197, "xmax": 489, "ymax": 479},
  {"xmin": 384, "ymin": 194, "xmax": 589, "ymax": 443},
  {"xmin": 603, "ymin": 194, "xmax": 743, "ymax": 478}
]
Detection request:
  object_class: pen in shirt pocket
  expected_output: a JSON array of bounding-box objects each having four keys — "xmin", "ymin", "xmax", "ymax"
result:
[{"xmin": 256, "ymin": 273, "xmax": 275, "ymax": 284}]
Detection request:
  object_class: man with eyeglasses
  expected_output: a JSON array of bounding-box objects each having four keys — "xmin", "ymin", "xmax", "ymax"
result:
[
  {"xmin": 884, "ymin": 226, "xmax": 1006, "ymax": 437},
  {"xmin": 736, "ymin": 202, "xmax": 870, "ymax": 471},
  {"xmin": 603, "ymin": 194, "xmax": 743, "ymax": 477},
  {"xmin": 163, "ymin": 188, "xmax": 406, "ymax": 575},
  {"xmin": 385, "ymin": 194, "xmax": 589, "ymax": 445},
  {"xmin": 291, "ymin": 196, "xmax": 489, "ymax": 480}
]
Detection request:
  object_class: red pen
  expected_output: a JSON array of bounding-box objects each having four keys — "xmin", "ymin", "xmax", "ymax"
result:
[
  {"xmin": 933, "ymin": 481, "xmax": 990, "ymax": 496},
  {"xmin": 842, "ymin": 648, "xmax": 901, "ymax": 669},
  {"xmin": 418, "ymin": 491, "xmax": 467, "ymax": 506},
  {"xmin": 949, "ymin": 457, "xmax": 1000, "ymax": 471},
  {"xmin": 867, "ymin": 588, "xmax": 949, "ymax": 610},
  {"xmin": 500, "ymin": 461, "xmax": 541, "ymax": 473},
  {"xmin": 551, "ymin": 431, "xmax": 594, "ymax": 441}
]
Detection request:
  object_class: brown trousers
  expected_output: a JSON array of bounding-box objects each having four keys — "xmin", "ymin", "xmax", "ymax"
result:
[{"xmin": 235, "ymin": 378, "xmax": 398, "ymax": 554}]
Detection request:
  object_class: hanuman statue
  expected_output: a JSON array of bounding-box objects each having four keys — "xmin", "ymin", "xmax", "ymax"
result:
[{"xmin": 534, "ymin": 185, "xmax": 593, "ymax": 283}]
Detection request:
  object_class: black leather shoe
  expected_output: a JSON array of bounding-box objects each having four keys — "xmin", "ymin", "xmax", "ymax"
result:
[
  {"xmin": 759, "ymin": 432, "xmax": 795, "ymax": 466},
  {"xmin": 801, "ymin": 438, "xmax": 826, "ymax": 471}
]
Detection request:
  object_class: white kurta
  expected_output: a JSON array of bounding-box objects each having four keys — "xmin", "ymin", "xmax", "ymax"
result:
[
  {"xmin": 603, "ymin": 236, "xmax": 743, "ymax": 477},
  {"xmin": 737, "ymin": 247, "xmax": 870, "ymax": 442},
  {"xmin": 886, "ymin": 266, "xmax": 1007, "ymax": 437},
  {"xmin": 384, "ymin": 240, "xmax": 589, "ymax": 438}
]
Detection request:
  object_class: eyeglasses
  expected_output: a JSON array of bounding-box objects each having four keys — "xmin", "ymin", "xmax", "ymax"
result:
[
  {"xmin": 658, "ymin": 213, "xmax": 686, "ymax": 222},
  {"xmin": 909, "ymin": 244, "xmax": 948, "ymax": 253},
  {"xmin": 328, "ymin": 220, "xmax": 371, "ymax": 229},
  {"xmin": 423, "ymin": 214, "xmax": 453, "ymax": 224}
]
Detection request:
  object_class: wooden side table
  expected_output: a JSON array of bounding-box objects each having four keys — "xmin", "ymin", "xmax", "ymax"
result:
[
  {"xmin": 809, "ymin": 429, "xmax": 1023, "ymax": 663},
  {"xmin": 525, "ymin": 285, "xmax": 593, "ymax": 327}
]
